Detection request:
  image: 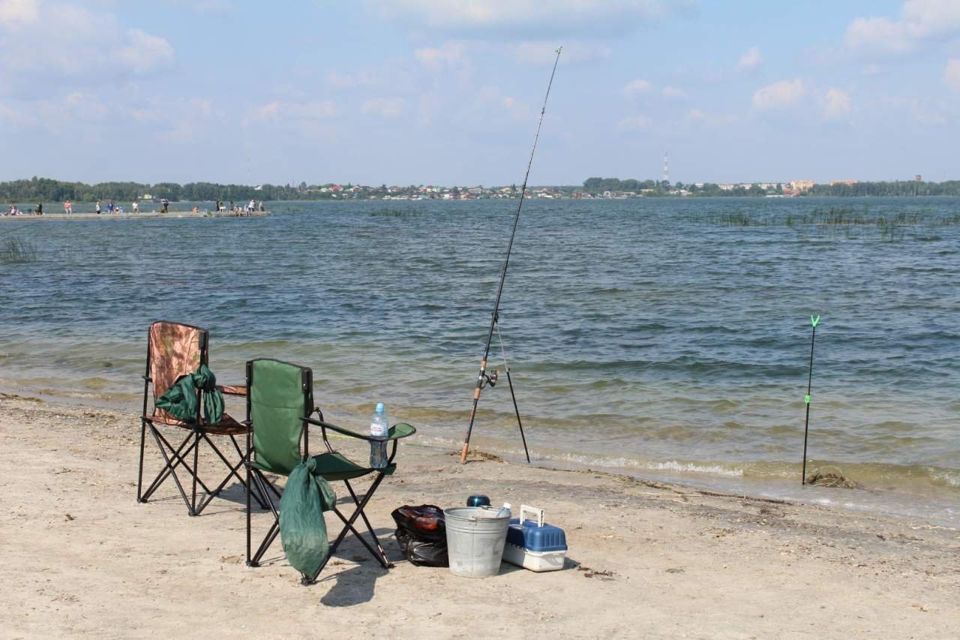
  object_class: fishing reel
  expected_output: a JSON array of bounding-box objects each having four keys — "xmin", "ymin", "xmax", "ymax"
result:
[{"xmin": 480, "ymin": 368, "xmax": 499, "ymax": 389}]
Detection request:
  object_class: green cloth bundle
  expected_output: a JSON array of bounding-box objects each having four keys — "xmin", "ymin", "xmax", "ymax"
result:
[
  {"xmin": 156, "ymin": 364, "xmax": 224, "ymax": 425},
  {"xmin": 279, "ymin": 457, "xmax": 337, "ymax": 578}
]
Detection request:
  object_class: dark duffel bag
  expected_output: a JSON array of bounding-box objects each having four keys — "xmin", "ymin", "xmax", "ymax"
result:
[{"xmin": 391, "ymin": 504, "xmax": 448, "ymax": 567}]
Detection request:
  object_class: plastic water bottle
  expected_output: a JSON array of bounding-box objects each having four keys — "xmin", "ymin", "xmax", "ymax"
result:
[
  {"xmin": 496, "ymin": 502, "xmax": 512, "ymax": 518},
  {"xmin": 369, "ymin": 402, "xmax": 389, "ymax": 469}
]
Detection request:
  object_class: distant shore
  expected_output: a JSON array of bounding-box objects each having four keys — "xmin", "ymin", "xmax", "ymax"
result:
[{"xmin": 0, "ymin": 210, "xmax": 268, "ymax": 222}]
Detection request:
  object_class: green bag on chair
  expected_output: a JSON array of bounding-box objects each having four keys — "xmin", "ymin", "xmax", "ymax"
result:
[
  {"xmin": 279, "ymin": 457, "xmax": 337, "ymax": 578},
  {"xmin": 156, "ymin": 364, "xmax": 224, "ymax": 425}
]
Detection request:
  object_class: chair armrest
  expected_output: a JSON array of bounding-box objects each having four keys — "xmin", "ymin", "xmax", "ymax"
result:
[
  {"xmin": 218, "ymin": 384, "xmax": 247, "ymax": 396},
  {"xmin": 388, "ymin": 423, "xmax": 417, "ymax": 440},
  {"xmin": 302, "ymin": 416, "xmax": 416, "ymax": 441},
  {"xmin": 303, "ymin": 415, "xmax": 371, "ymax": 440}
]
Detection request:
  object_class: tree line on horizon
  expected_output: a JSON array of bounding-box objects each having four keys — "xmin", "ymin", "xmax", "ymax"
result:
[
  {"xmin": 583, "ymin": 176, "xmax": 960, "ymax": 197},
  {"xmin": 0, "ymin": 177, "xmax": 307, "ymax": 203},
  {"xmin": 4, "ymin": 176, "xmax": 960, "ymax": 202}
]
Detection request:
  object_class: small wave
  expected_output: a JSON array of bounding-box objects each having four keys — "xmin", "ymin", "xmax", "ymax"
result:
[
  {"xmin": 930, "ymin": 469, "xmax": 960, "ymax": 488},
  {"xmin": 646, "ymin": 460, "xmax": 744, "ymax": 477}
]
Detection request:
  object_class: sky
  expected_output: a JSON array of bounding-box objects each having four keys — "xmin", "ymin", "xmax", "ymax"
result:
[{"xmin": 1, "ymin": 0, "xmax": 959, "ymax": 186}]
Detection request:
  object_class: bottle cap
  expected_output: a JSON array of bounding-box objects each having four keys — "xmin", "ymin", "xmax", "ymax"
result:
[{"xmin": 375, "ymin": 402, "xmax": 385, "ymax": 413}]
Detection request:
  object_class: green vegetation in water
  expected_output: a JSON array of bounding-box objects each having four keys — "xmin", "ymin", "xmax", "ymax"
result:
[
  {"xmin": 0, "ymin": 237, "xmax": 38, "ymax": 264},
  {"xmin": 368, "ymin": 208, "xmax": 424, "ymax": 217},
  {"xmin": 708, "ymin": 206, "xmax": 959, "ymax": 241}
]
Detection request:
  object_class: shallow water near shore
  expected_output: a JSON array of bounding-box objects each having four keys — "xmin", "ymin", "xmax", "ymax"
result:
[{"xmin": 2, "ymin": 197, "xmax": 958, "ymax": 526}]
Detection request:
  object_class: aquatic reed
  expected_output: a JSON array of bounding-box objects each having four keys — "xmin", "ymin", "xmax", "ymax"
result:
[{"xmin": 0, "ymin": 237, "xmax": 38, "ymax": 264}]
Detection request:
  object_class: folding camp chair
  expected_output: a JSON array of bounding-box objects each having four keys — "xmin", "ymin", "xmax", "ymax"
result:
[
  {"xmin": 244, "ymin": 358, "xmax": 416, "ymax": 584},
  {"xmin": 137, "ymin": 320, "xmax": 263, "ymax": 516}
]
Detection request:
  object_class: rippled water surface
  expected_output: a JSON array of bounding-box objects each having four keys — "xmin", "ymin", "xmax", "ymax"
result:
[{"xmin": 2, "ymin": 198, "xmax": 958, "ymax": 523}]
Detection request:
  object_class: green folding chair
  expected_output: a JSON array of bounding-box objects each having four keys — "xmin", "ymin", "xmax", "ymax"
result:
[{"xmin": 244, "ymin": 358, "xmax": 416, "ymax": 584}]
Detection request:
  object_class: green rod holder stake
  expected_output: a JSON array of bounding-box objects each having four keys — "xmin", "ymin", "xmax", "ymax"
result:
[{"xmin": 801, "ymin": 315, "xmax": 820, "ymax": 485}]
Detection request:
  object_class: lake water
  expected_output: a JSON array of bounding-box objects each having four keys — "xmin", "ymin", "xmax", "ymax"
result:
[{"xmin": 2, "ymin": 197, "xmax": 958, "ymax": 526}]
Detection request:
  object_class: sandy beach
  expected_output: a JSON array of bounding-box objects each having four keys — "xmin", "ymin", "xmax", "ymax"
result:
[{"xmin": 0, "ymin": 393, "xmax": 957, "ymax": 639}]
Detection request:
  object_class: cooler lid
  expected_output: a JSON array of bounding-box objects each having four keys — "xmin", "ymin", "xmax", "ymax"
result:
[{"xmin": 507, "ymin": 518, "xmax": 567, "ymax": 552}]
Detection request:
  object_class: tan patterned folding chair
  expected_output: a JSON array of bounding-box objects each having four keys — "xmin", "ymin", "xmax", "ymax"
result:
[{"xmin": 137, "ymin": 320, "xmax": 264, "ymax": 516}]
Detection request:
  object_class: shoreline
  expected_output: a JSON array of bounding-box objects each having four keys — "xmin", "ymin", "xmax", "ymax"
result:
[
  {"xmin": 1, "ymin": 392, "xmax": 957, "ymax": 638},
  {"xmin": 1, "ymin": 378, "xmax": 958, "ymax": 531},
  {"xmin": 0, "ymin": 210, "xmax": 268, "ymax": 221}
]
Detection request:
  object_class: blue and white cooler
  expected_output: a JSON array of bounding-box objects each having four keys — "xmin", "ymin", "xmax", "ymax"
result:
[{"xmin": 503, "ymin": 505, "xmax": 568, "ymax": 572}]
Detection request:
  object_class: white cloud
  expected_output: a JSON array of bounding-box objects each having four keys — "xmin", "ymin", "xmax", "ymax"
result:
[
  {"xmin": 623, "ymin": 79, "xmax": 653, "ymax": 96},
  {"xmin": 367, "ymin": 0, "xmax": 692, "ymax": 37},
  {"xmin": 881, "ymin": 95, "xmax": 948, "ymax": 125},
  {"xmin": 327, "ymin": 70, "xmax": 380, "ymax": 89},
  {"xmin": 473, "ymin": 85, "xmax": 530, "ymax": 120},
  {"xmin": 821, "ymin": 88, "xmax": 852, "ymax": 119},
  {"xmin": 737, "ymin": 46, "xmax": 761, "ymax": 70},
  {"xmin": 845, "ymin": 0, "xmax": 960, "ymax": 55},
  {"xmin": 685, "ymin": 108, "xmax": 736, "ymax": 126},
  {"xmin": 118, "ymin": 29, "xmax": 175, "ymax": 74},
  {"xmin": 845, "ymin": 17, "xmax": 913, "ymax": 54},
  {"xmin": 661, "ymin": 85, "xmax": 686, "ymax": 99},
  {"xmin": 752, "ymin": 79, "xmax": 805, "ymax": 110},
  {"xmin": 250, "ymin": 101, "xmax": 280, "ymax": 122},
  {"xmin": 944, "ymin": 58, "xmax": 960, "ymax": 91},
  {"xmin": 618, "ymin": 114, "xmax": 652, "ymax": 131},
  {"xmin": 362, "ymin": 97, "xmax": 406, "ymax": 118},
  {"xmin": 0, "ymin": 3, "xmax": 174, "ymax": 84},
  {"xmin": 248, "ymin": 100, "xmax": 338, "ymax": 123},
  {"xmin": 510, "ymin": 41, "xmax": 609, "ymax": 65},
  {"xmin": 0, "ymin": 99, "xmax": 35, "ymax": 126},
  {"xmin": 414, "ymin": 42, "xmax": 467, "ymax": 71},
  {"xmin": 0, "ymin": 0, "xmax": 38, "ymax": 28}
]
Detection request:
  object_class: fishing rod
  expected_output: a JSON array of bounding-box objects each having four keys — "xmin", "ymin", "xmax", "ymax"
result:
[
  {"xmin": 801, "ymin": 314, "xmax": 820, "ymax": 485},
  {"xmin": 459, "ymin": 46, "xmax": 562, "ymax": 465}
]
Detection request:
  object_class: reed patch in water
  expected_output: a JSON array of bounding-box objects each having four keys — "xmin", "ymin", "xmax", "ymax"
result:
[{"xmin": 0, "ymin": 237, "xmax": 38, "ymax": 264}]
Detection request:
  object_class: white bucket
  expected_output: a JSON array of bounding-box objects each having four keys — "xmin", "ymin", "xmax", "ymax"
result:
[{"xmin": 444, "ymin": 507, "xmax": 510, "ymax": 578}]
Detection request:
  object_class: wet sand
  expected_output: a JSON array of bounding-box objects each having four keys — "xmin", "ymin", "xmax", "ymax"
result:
[{"xmin": 0, "ymin": 393, "xmax": 957, "ymax": 639}]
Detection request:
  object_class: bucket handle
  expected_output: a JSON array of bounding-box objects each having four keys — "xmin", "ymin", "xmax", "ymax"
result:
[{"xmin": 519, "ymin": 504, "xmax": 544, "ymax": 527}]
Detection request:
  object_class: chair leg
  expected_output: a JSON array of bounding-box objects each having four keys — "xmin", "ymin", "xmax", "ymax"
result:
[
  {"xmin": 194, "ymin": 433, "xmax": 268, "ymax": 515},
  {"xmin": 248, "ymin": 468, "xmax": 281, "ymax": 567},
  {"xmin": 305, "ymin": 472, "xmax": 390, "ymax": 584},
  {"xmin": 141, "ymin": 425, "xmax": 207, "ymax": 514},
  {"xmin": 137, "ymin": 419, "xmax": 147, "ymax": 502},
  {"xmin": 342, "ymin": 478, "xmax": 390, "ymax": 565},
  {"xmin": 230, "ymin": 435, "xmax": 269, "ymax": 509},
  {"xmin": 141, "ymin": 427, "xmax": 211, "ymax": 500},
  {"xmin": 246, "ymin": 449, "xmax": 252, "ymax": 567},
  {"xmin": 190, "ymin": 431, "xmax": 200, "ymax": 516}
]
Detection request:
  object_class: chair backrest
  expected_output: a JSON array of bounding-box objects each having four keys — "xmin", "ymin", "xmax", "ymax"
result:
[
  {"xmin": 146, "ymin": 321, "xmax": 208, "ymax": 423},
  {"xmin": 247, "ymin": 358, "xmax": 313, "ymax": 476}
]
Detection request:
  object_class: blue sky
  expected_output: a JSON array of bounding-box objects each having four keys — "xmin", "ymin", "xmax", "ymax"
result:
[{"xmin": 1, "ymin": 0, "xmax": 959, "ymax": 185}]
